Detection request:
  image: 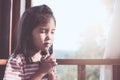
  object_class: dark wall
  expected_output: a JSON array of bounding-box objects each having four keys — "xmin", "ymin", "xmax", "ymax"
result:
[
  {"xmin": 0, "ymin": 0, "xmax": 11, "ymax": 59},
  {"xmin": 0, "ymin": 0, "xmax": 11, "ymax": 79}
]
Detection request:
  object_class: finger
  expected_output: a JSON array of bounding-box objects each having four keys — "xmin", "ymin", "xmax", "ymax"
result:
[
  {"xmin": 41, "ymin": 55, "xmax": 57, "ymax": 65},
  {"xmin": 42, "ymin": 53, "xmax": 50, "ymax": 59},
  {"xmin": 44, "ymin": 55, "xmax": 54, "ymax": 62},
  {"xmin": 41, "ymin": 54, "xmax": 51, "ymax": 62},
  {"xmin": 47, "ymin": 58, "xmax": 57, "ymax": 64}
]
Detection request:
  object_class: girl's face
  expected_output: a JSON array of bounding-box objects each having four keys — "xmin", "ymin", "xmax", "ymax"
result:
[{"xmin": 32, "ymin": 18, "xmax": 56, "ymax": 51}]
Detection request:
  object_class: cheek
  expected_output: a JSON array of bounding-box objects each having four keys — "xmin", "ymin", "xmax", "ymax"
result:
[
  {"xmin": 39, "ymin": 34, "xmax": 46, "ymax": 41},
  {"xmin": 36, "ymin": 35, "xmax": 45, "ymax": 43},
  {"xmin": 51, "ymin": 35, "xmax": 55, "ymax": 41},
  {"xmin": 51, "ymin": 37, "xmax": 54, "ymax": 41},
  {"xmin": 32, "ymin": 35, "xmax": 44, "ymax": 46}
]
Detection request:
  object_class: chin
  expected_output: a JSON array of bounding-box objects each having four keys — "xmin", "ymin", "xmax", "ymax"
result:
[{"xmin": 43, "ymin": 47, "xmax": 50, "ymax": 51}]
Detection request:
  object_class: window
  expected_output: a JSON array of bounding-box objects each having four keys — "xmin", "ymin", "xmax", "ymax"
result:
[
  {"xmin": 32, "ymin": 1, "xmax": 114, "ymax": 80},
  {"xmin": 32, "ymin": 0, "xmax": 113, "ymax": 59}
]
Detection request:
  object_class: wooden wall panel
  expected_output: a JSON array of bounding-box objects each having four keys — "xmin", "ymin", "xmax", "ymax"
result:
[
  {"xmin": 11, "ymin": 0, "xmax": 20, "ymax": 53},
  {"xmin": 0, "ymin": 0, "xmax": 11, "ymax": 79},
  {"xmin": 0, "ymin": 0, "xmax": 11, "ymax": 59}
]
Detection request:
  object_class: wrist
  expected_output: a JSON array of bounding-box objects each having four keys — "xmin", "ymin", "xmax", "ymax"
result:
[{"xmin": 31, "ymin": 72, "xmax": 46, "ymax": 80}]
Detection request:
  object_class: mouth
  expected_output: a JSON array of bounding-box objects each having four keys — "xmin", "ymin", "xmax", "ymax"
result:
[{"xmin": 44, "ymin": 43, "xmax": 51, "ymax": 47}]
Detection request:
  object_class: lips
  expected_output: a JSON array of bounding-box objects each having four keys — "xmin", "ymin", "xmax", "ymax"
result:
[
  {"xmin": 44, "ymin": 43, "xmax": 51, "ymax": 45},
  {"xmin": 44, "ymin": 42, "xmax": 51, "ymax": 46}
]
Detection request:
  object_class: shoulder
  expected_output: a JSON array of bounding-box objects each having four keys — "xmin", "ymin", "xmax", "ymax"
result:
[{"xmin": 7, "ymin": 53, "xmax": 26, "ymax": 66}]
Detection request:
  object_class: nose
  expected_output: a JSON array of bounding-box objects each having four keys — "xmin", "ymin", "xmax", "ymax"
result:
[{"xmin": 46, "ymin": 32, "xmax": 52, "ymax": 40}]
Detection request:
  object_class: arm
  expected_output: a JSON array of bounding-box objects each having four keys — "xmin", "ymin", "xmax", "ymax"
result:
[
  {"xmin": 30, "ymin": 72, "xmax": 46, "ymax": 80},
  {"xmin": 3, "ymin": 55, "xmax": 25, "ymax": 80},
  {"xmin": 48, "ymin": 69, "xmax": 58, "ymax": 80}
]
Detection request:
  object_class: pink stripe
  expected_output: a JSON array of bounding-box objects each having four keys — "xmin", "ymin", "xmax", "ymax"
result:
[{"xmin": 4, "ymin": 54, "xmax": 49, "ymax": 80}]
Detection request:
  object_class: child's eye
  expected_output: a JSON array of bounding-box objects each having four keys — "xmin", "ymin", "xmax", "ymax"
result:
[
  {"xmin": 51, "ymin": 30, "xmax": 55, "ymax": 34},
  {"xmin": 40, "ymin": 30, "xmax": 46, "ymax": 33}
]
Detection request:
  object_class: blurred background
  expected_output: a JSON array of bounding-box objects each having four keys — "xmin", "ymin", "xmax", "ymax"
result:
[
  {"xmin": 0, "ymin": 0, "xmax": 116, "ymax": 80},
  {"xmin": 32, "ymin": 0, "xmax": 114, "ymax": 80}
]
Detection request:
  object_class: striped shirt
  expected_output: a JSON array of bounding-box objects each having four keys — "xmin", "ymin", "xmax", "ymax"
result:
[{"xmin": 3, "ymin": 54, "xmax": 50, "ymax": 80}]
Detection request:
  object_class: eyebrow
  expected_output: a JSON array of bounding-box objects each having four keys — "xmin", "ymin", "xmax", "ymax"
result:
[{"xmin": 39, "ymin": 27, "xmax": 56, "ymax": 30}]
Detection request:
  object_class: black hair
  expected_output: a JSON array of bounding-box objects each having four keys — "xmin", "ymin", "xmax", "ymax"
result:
[{"xmin": 13, "ymin": 4, "xmax": 56, "ymax": 63}]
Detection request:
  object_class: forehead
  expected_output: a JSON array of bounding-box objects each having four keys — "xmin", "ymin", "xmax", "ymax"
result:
[{"xmin": 38, "ymin": 18, "xmax": 56, "ymax": 29}]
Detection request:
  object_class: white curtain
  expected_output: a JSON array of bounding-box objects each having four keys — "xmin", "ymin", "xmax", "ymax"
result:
[{"xmin": 100, "ymin": 0, "xmax": 120, "ymax": 80}]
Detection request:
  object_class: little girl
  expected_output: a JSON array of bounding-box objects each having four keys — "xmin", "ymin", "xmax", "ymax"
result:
[{"xmin": 4, "ymin": 4, "xmax": 58, "ymax": 80}]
